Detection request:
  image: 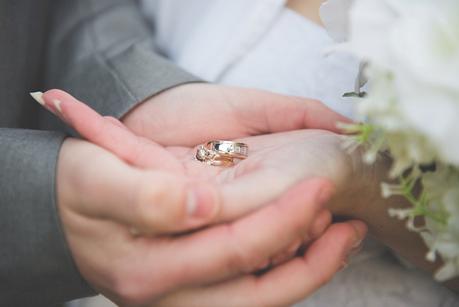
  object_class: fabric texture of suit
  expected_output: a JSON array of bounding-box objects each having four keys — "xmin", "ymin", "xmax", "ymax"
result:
[{"xmin": 0, "ymin": 0, "xmax": 200, "ymax": 305}]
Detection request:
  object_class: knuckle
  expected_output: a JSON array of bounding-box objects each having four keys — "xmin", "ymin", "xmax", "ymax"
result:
[
  {"xmin": 112, "ymin": 272, "xmax": 151, "ymax": 306},
  {"xmin": 135, "ymin": 175, "xmax": 186, "ymax": 230},
  {"xmin": 306, "ymin": 98, "xmax": 324, "ymax": 108},
  {"xmin": 112, "ymin": 260, "xmax": 174, "ymax": 306}
]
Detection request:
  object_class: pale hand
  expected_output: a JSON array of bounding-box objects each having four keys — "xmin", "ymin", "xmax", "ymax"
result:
[{"xmin": 38, "ymin": 89, "xmax": 366, "ymax": 306}]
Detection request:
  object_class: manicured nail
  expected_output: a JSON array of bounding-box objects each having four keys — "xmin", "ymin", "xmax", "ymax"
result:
[
  {"xmin": 30, "ymin": 92, "xmax": 64, "ymax": 118},
  {"xmin": 30, "ymin": 92, "xmax": 45, "ymax": 105},
  {"xmin": 187, "ymin": 184, "xmax": 217, "ymax": 219},
  {"xmin": 53, "ymin": 99, "xmax": 62, "ymax": 113}
]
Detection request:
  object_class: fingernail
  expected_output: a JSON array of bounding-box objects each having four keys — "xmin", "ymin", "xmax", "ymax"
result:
[
  {"xmin": 347, "ymin": 239, "xmax": 363, "ymax": 258},
  {"xmin": 187, "ymin": 184, "xmax": 217, "ymax": 219},
  {"xmin": 345, "ymin": 220, "xmax": 367, "ymax": 258},
  {"xmin": 30, "ymin": 92, "xmax": 45, "ymax": 105},
  {"xmin": 349, "ymin": 220, "xmax": 368, "ymax": 245},
  {"xmin": 30, "ymin": 92, "xmax": 65, "ymax": 119},
  {"xmin": 47, "ymin": 99, "xmax": 67, "ymax": 122},
  {"xmin": 53, "ymin": 99, "xmax": 62, "ymax": 113}
]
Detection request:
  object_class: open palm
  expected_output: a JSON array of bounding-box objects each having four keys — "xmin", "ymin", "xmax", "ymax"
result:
[
  {"xmin": 38, "ymin": 89, "xmax": 367, "ymax": 306},
  {"xmin": 43, "ymin": 89, "xmax": 362, "ymax": 222}
]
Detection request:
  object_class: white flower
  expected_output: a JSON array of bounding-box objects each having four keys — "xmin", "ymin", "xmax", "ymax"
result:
[
  {"xmin": 322, "ymin": 0, "xmax": 459, "ymax": 281},
  {"xmin": 421, "ymin": 166, "xmax": 459, "ymax": 281},
  {"xmin": 343, "ymin": 0, "xmax": 459, "ymax": 167}
]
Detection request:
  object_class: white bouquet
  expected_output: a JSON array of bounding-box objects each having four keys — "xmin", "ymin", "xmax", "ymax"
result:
[{"xmin": 320, "ymin": 0, "xmax": 459, "ymax": 281}]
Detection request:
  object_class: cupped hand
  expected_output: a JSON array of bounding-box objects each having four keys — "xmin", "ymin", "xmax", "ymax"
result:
[
  {"xmin": 36, "ymin": 89, "xmax": 368, "ymax": 306},
  {"xmin": 59, "ymin": 137, "xmax": 354, "ymax": 306},
  {"xmin": 39, "ymin": 87, "xmax": 362, "ymax": 221},
  {"xmin": 120, "ymin": 83, "xmax": 372, "ymax": 217}
]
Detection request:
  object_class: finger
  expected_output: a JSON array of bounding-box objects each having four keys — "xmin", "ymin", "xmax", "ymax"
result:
[
  {"xmin": 214, "ymin": 132, "xmax": 338, "ymax": 220},
  {"xmin": 147, "ymin": 179, "xmax": 334, "ymax": 290},
  {"xmin": 216, "ymin": 129, "xmax": 345, "ymax": 220},
  {"xmin": 155, "ymin": 220, "xmax": 367, "ymax": 307},
  {"xmin": 104, "ymin": 116, "xmax": 129, "ymax": 130},
  {"xmin": 124, "ymin": 85, "xmax": 352, "ymax": 146},
  {"xmin": 34, "ymin": 90, "xmax": 181, "ymax": 171},
  {"xmin": 233, "ymin": 88, "xmax": 353, "ymax": 135},
  {"xmin": 60, "ymin": 139, "xmax": 220, "ymax": 235},
  {"xmin": 309, "ymin": 209, "xmax": 332, "ymax": 240},
  {"xmin": 270, "ymin": 209, "xmax": 332, "ymax": 266},
  {"xmin": 219, "ymin": 168, "xmax": 296, "ymax": 220}
]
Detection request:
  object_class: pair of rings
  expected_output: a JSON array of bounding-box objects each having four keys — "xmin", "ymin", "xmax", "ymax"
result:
[{"xmin": 196, "ymin": 140, "xmax": 249, "ymax": 166}]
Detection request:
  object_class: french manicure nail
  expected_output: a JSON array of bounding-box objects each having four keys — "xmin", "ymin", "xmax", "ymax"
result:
[
  {"xmin": 53, "ymin": 99, "xmax": 62, "ymax": 113},
  {"xmin": 30, "ymin": 92, "xmax": 45, "ymax": 105},
  {"xmin": 30, "ymin": 92, "xmax": 64, "ymax": 119}
]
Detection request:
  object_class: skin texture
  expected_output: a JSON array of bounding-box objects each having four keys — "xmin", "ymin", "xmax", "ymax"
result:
[
  {"xmin": 121, "ymin": 84, "xmax": 459, "ymax": 292},
  {"xmin": 38, "ymin": 88, "xmax": 367, "ymax": 306}
]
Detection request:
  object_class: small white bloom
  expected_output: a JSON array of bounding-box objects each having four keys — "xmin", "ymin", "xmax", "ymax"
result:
[
  {"xmin": 322, "ymin": 0, "xmax": 459, "ymax": 280},
  {"xmin": 421, "ymin": 166, "xmax": 459, "ymax": 280},
  {"xmin": 344, "ymin": 0, "xmax": 459, "ymax": 168}
]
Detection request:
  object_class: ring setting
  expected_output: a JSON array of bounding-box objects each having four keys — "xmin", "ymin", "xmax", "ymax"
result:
[{"xmin": 196, "ymin": 141, "xmax": 248, "ymax": 166}]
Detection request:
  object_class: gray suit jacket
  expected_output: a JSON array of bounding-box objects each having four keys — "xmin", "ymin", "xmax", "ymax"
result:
[{"xmin": 0, "ymin": 0, "xmax": 199, "ymax": 305}]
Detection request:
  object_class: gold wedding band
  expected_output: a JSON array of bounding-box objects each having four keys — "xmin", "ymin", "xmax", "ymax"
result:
[
  {"xmin": 206, "ymin": 141, "xmax": 249, "ymax": 160},
  {"xmin": 196, "ymin": 140, "xmax": 249, "ymax": 167}
]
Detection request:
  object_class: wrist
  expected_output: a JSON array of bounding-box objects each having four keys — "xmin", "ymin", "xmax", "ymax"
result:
[{"xmin": 327, "ymin": 147, "xmax": 389, "ymax": 219}]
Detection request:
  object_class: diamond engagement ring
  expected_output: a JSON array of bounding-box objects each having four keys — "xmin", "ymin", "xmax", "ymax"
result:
[{"xmin": 196, "ymin": 140, "xmax": 249, "ymax": 166}]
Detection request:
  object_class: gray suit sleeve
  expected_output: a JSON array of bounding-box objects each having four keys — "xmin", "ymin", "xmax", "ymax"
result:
[
  {"xmin": 0, "ymin": 129, "xmax": 95, "ymax": 306},
  {"xmin": 46, "ymin": 0, "xmax": 202, "ymax": 118}
]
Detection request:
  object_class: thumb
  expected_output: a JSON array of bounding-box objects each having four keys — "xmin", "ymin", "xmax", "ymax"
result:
[
  {"xmin": 119, "ymin": 171, "xmax": 222, "ymax": 235},
  {"xmin": 59, "ymin": 140, "xmax": 221, "ymax": 235}
]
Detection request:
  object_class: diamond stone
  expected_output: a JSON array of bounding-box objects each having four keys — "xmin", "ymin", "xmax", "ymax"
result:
[{"xmin": 196, "ymin": 146, "xmax": 208, "ymax": 162}]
